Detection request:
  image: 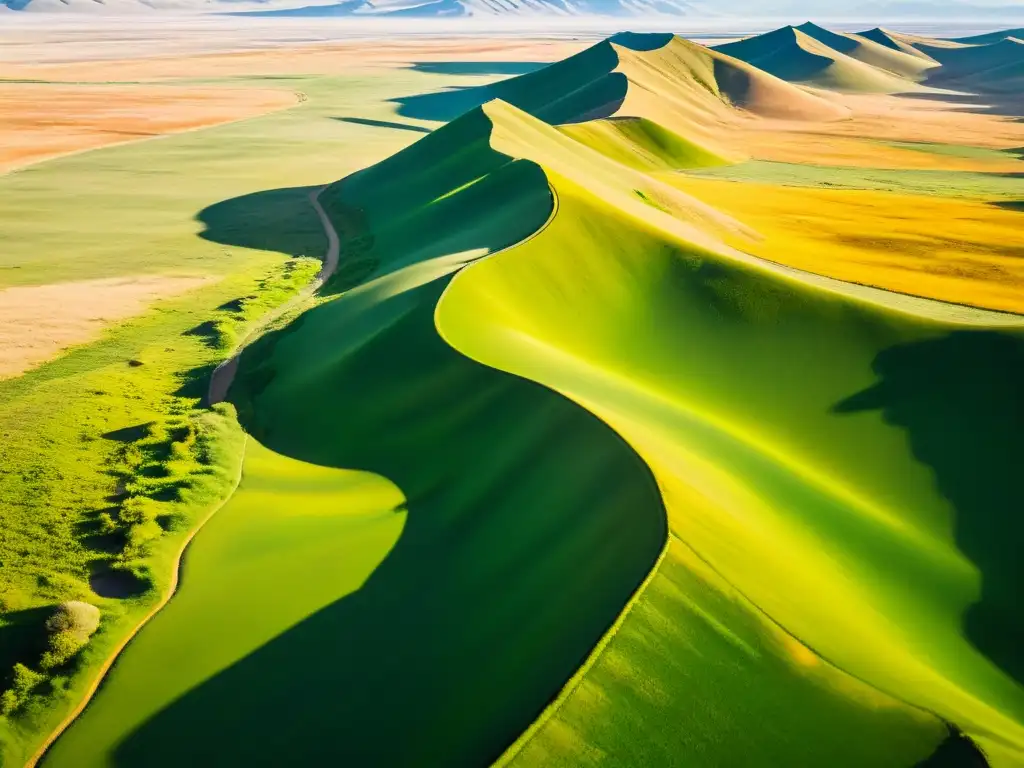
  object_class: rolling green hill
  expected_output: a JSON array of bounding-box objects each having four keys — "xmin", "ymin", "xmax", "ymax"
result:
[{"xmin": 36, "ymin": 28, "xmax": 1024, "ymax": 768}]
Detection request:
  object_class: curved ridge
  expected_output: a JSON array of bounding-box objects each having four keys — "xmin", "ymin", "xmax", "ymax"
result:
[{"xmin": 434, "ymin": 161, "xmax": 1024, "ymax": 765}]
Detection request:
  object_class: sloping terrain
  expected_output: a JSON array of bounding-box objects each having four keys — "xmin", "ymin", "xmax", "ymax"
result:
[
  {"xmin": 918, "ymin": 37, "xmax": 1024, "ymax": 91},
  {"xmin": 951, "ymin": 28, "xmax": 1024, "ymax": 45},
  {"xmin": 453, "ymin": 33, "xmax": 850, "ymax": 163},
  {"xmin": 793, "ymin": 22, "xmax": 938, "ymax": 78},
  {"xmin": 858, "ymin": 27, "xmax": 942, "ymax": 60},
  {"xmin": 714, "ymin": 26, "xmax": 920, "ymax": 93},
  {"xmin": 38, "ymin": 26, "xmax": 1024, "ymax": 768}
]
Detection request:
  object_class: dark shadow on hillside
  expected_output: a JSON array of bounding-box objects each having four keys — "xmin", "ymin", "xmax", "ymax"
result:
[
  {"xmin": 331, "ymin": 116, "xmax": 430, "ymax": 134},
  {"xmin": 195, "ymin": 185, "xmax": 326, "ymax": 259},
  {"xmin": 74, "ymin": 509, "xmax": 124, "ymax": 556},
  {"xmin": 389, "ymin": 84, "xmax": 494, "ymax": 122},
  {"xmin": 991, "ymin": 200, "xmax": 1024, "ymax": 211},
  {"xmin": 111, "ymin": 272, "xmax": 666, "ymax": 765},
  {"xmin": 89, "ymin": 563, "xmax": 149, "ymax": 600},
  {"xmin": 409, "ymin": 61, "xmax": 547, "ymax": 76},
  {"xmin": 0, "ymin": 607, "xmax": 50, "ymax": 672},
  {"xmin": 917, "ymin": 724, "xmax": 989, "ymax": 767},
  {"xmin": 834, "ymin": 330, "xmax": 1024, "ymax": 687},
  {"xmin": 898, "ymin": 89, "xmax": 1024, "ymax": 119},
  {"xmin": 101, "ymin": 423, "xmax": 151, "ymax": 444},
  {"xmin": 173, "ymin": 363, "xmax": 217, "ymax": 401}
]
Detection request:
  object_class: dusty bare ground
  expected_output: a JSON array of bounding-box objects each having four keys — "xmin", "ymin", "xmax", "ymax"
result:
[
  {"xmin": 2, "ymin": 37, "xmax": 588, "ymax": 82},
  {"xmin": 0, "ymin": 84, "xmax": 297, "ymax": 174},
  {"xmin": 742, "ymin": 91, "xmax": 1024, "ymax": 170},
  {"xmin": 0, "ymin": 275, "xmax": 211, "ymax": 378}
]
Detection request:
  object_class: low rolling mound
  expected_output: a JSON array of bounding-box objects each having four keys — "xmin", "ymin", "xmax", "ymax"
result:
[
  {"xmin": 919, "ymin": 37, "xmax": 1024, "ymax": 87},
  {"xmin": 714, "ymin": 25, "xmax": 920, "ymax": 93}
]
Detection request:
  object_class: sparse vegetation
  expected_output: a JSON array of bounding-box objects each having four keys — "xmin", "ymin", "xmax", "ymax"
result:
[{"xmin": 0, "ymin": 70, "xmax": 390, "ymax": 765}]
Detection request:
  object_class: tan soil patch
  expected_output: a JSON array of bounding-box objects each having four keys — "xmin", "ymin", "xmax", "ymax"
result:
[
  {"xmin": 746, "ymin": 92, "xmax": 1024, "ymax": 152},
  {"xmin": 3, "ymin": 39, "xmax": 587, "ymax": 82},
  {"xmin": 736, "ymin": 127, "xmax": 1024, "ymax": 171},
  {"xmin": 0, "ymin": 275, "xmax": 211, "ymax": 379},
  {"xmin": 0, "ymin": 84, "xmax": 297, "ymax": 173}
]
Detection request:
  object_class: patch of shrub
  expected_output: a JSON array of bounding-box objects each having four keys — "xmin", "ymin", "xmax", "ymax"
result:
[
  {"xmin": 39, "ymin": 601, "xmax": 101, "ymax": 671},
  {"xmin": 46, "ymin": 601, "xmax": 100, "ymax": 640},
  {"xmin": 118, "ymin": 497, "xmax": 159, "ymax": 526},
  {"xmin": 97, "ymin": 512, "xmax": 118, "ymax": 535},
  {"xmin": 123, "ymin": 521, "xmax": 163, "ymax": 559},
  {"xmin": 0, "ymin": 689, "xmax": 17, "ymax": 716}
]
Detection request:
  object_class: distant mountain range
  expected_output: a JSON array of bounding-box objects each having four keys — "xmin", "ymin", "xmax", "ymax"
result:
[{"xmin": 3, "ymin": 0, "xmax": 1023, "ymax": 19}]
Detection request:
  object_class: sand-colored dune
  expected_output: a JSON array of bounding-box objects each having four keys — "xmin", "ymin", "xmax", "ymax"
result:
[
  {"xmin": 793, "ymin": 22, "xmax": 938, "ymax": 79},
  {"xmin": 857, "ymin": 27, "xmax": 941, "ymax": 61},
  {"xmin": 0, "ymin": 84, "xmax": 297, "ymax": 174},
  {"xmin": 951, "ymin": 28, "xmax": 1024, "ymax": 46},
  {"xmin": 486, "ymin": 33, "xmax": 848, "ymax": 163},
  {"xmin": 920, "ymin": 38, "xmax": 1024, "ymax": 92},
  {"xmin": 917, "ymin": 36, "xmax": 1024, "ymax": 74},
  {"xmin": 0, "ymin": 275, "xmax": 210, "ymax": 379},
  {"xmin": 715, "ymin": 26, "xmax": 923, "ymax": 93}
]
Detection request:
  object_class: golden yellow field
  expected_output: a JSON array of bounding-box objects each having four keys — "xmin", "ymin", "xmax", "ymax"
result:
[{"xmin": 670, "ymin": 176, "xmax": 1024, "ymax": 314}]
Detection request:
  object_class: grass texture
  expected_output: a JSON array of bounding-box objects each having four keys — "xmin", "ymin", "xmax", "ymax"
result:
[
  {"xmin": 48, "ymin": 71, "xmax": 1024, "ymax": 768},
  {"xmin": 17, "ymin": 28, "xmax": 1024, "ymax": 768},
  {"xmin": 0, "ymin": 67, "xmax": 475, "ymax": 766}
]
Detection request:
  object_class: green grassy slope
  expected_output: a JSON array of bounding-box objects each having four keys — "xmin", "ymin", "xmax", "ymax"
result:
[
  {"xmin": 437, "ymin": 150, "xmax": 1024, "ymax": 767},
  {"xmin": 0, "ymin": 67, "xmax": 487, "ymax": 767},
  {"xmin": 46, "ymin": 103, "xmax": 667, "ymax": 768},
  {"xmin": 50, "ymin": 91, "xmax": 1019, "ymax": 768},
  {"xmin": 35, "ymin": 35, "xmax": 1024, "ymax": 768}
]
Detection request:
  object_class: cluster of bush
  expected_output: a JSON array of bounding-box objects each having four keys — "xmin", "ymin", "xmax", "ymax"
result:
[
  {"xmin": 0, "ymin": 602, "xmax": 100, "ymax": 716},
  {"xmin": 105, "ymin": 411, "xmax": 219, "ymax": 567}
]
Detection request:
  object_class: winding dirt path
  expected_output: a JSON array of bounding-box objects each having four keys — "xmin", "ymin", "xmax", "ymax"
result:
[
  {"xmin": 27, "ymin": 187, "xmax": 340, "ymax": 768},
  {"xmin": 207, "ymin": 186, "xmax": 340, "ymax": 405}
]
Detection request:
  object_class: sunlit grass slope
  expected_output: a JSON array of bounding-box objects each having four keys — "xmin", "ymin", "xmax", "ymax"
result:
[
  {"xmin": 41, "ymin": 441, "xmax": 408, "ymax": 767},
  {"xmin": 715, "ymin": 26, "xmax": 922, "ymax": 93},
  {"xmin": 503, "ymin": 540, "xmax": 944, "ymax": 768},
  {"xmin": 42, "ymin": 39, "xmax": 1024, "ymax": 768},
  {"xmin": 437, "ymin": 157, "xmax": 1024, "ymax": 765},
  {"xmin": 44, "ymin": 100, "xmax": 668, "ymax": 768}
]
